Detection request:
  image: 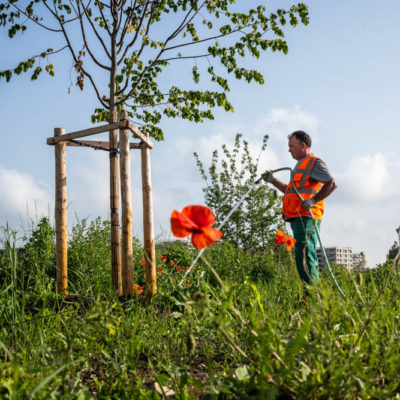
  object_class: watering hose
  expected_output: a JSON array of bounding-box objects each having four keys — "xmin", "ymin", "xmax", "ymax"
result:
[
  {"xmin": 180, "ymin": 181, "xmax": 258, "ymax": 284},
  {"xmin": 180, "ymin": 167, "xmax": 346, "ymax": 299},
  {"xmin": 269, "ymin": 167, "xmax": 346, "ymax": 299}
]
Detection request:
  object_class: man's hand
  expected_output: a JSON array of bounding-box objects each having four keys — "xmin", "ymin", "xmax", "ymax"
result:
[
  {"xmin": 301, "ymin": 197, "xmax": 317, "ymax": 210},
  {"xmin": 262, "ymin": 170, "xmax": 274, "ymax": 183}
]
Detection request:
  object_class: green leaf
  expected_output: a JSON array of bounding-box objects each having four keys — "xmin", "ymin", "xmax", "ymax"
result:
[{"xmin": 235, "ymin": 365, "xmax": 250, "ymax": 381}]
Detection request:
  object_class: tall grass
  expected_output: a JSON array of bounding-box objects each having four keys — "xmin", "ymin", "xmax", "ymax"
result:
[{"xmin": 0, "ymin": 217, "xmax": 399, "ymax": 399}]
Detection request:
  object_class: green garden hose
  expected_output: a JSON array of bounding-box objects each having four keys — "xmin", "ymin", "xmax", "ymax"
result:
[
  {"xmin": 268, "ymin": 167, "xmax": 346, "ymax": 299},
  {"xmin": 181, "ymin": 167, "xmax": 347, "ymax": 299}
]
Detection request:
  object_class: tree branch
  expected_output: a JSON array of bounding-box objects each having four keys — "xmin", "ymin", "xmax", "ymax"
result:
[
  {"xmin": 80, "ymin": 2, "xmax": 112, "ymax": 60},
  {"xmin": 9, "ymin": 2, "xmax": 62, "ymax": 32},
  {"xmin": 158, "ymin": 53, "xmax": 210, "ymax": 62},
  {"xmin": 117, "ymin": 2, "xmax": 149, "ymax": 64},
  {"xmin": 45, "ymin": 2, "xmax": 108, "ymax": 109},
  {"xmin": 97, "ymin": 0, "xmax": 112, "ymax": 37},
  {"xmin": 116, "ymin": 0, "xmax": 127, "ymax": 32},
  {"xmin": 163, "ymin": 28, "xmax": 243, "ymax": 52},
  {"xmin": 116, "ymin": 0, "xmax": 137, "ymax": 49},
  {"xmin": 76, "ymin": 1, "xmax": 111, "ymax": 70},
  {"xmin": 167, "ymin": 1, "xmax": 206, "ymax": 42}
]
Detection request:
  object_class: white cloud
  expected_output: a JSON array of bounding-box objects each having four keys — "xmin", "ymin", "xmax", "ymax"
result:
[
  {"xmin": 67, "ymin": 151, "xmax": 110, "ymax": 222},
  {"xmin": 255, "ymin": 105, "xmax": 320, "ymax": 144},
  {"xmin": 337, "ymin": 153, "xmax": 396, "ymax": 203},
  {"xmin": 319, "ymin": 203, "xmax": 399, "ymax": 267},
  {"xmin": 0, "ymin": 164, "xmax": 51, "ymax": 226},
  {"xmin": 320, "ymin": 152, "xmax": 400, "ymax": 266},
  {"xmin": 254, "ymin": 105, "xmax": 320, "ymax": 171},
  {"xmin": 1, "ymin": 105, "xmax": 396, "ymax": 268}
]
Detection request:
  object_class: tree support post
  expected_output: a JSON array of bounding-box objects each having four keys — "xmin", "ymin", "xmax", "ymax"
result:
[
  {"xmin": 109, "ymin": 111, "xmax": 122, "ymax": 297},
  {"xmin": 119, "ymin": 112, "xmax": 134, "ymax": 297},
  {"xmin": 141, "ymin": 132, "xmax": 156, "ymax": 296},
  {"xmin": 54, "ymin": 127, "xmax": 68, "ymax": 294}
]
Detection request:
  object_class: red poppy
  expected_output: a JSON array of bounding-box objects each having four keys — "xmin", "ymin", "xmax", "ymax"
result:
[
  {"xmin": 176, "ymin": 266, "xmax": 183, "ymax": 272},
  {"xmin": 170, "ymin": 205, "xmax": 223, "ymax": 249},
  {"xmin": 157, "ymin": 268, "xmax": 163, "ymax": 274},
  {"xmin": 170, "ymin": 260, "xmax": 175, "ymax": 266},
  {"xmin": 285, "ymin": 237, "xmax": 296, "ymax": 251},
  {"xmin": 133, "ymin": 284, "xmax": 143, "ymax": 295},
  {"xmin": 274, "ymin": 230, "xmax": 286, "ymax": 245},
  {"xmin": 161, "ymin": 256, "xmax": 167, "ymax": 262},
  {"xmin": 274, "ymin": 230, "xmax": 296, "ymax": 251},
  {"xmin": 140, "ymin": 259, "xmax": 145, "ymax": 265},
  {"xmin": 188, "ymin": 280, "xmax": 191, "ymax": 285},
  {"xmin": 185, "ymin": 266, "xmax": 190, "ymax": 270}
]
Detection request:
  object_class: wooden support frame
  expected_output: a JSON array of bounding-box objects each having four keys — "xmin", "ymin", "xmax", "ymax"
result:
[
  {"xmin": 66, "ymin": 140, "xmax": 143, "ymax": 150},
  {"xmin": 48, "ymin": 119, "xmax": 155, "ymax": 297},
  {"xmin": 109, "ymin": 111, "xmax": 122, "ymax": 297},
  {"xmin": 141, "ymin": 131, "xmax": 156, "ymax": 296},
  {"xmin": 119, "ymin": 112, "xmax": 134, "ymax": 297},
  {"xmin": 54, "ymin": 128, "xmax": 68, "ymax": 294}
]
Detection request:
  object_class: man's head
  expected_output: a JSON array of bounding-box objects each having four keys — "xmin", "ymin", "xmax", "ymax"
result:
[{"xmin": 288, "ymin": 130, "xmax": 312, "ymax": 160}]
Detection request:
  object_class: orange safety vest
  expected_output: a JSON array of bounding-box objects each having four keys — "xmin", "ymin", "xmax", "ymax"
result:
[{"xmin": 282, "ymin": 155, "xmax": 325, "ymax": 220}]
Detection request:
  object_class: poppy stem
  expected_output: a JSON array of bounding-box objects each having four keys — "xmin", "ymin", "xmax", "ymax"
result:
[
  {"xmin": 200, "ymin": 254, "xmax": 259, "ymax": 338},
  {"xmin": 218, "ymin": 326, "xmax": 248, "ymax": 359},
  {"xmin": 199, "ymin": 254, "xmax": 226, "ymax": 290}
]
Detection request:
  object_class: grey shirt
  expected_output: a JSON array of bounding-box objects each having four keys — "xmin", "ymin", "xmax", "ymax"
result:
[{"xmin": 294, "ymin": 156, "xmax": 333, "ymax": 183}]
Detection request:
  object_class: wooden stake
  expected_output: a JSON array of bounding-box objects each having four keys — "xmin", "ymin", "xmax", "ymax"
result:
[
  {"xmin": 65, "ymin": 140, "xmax": 143, "ymax": 150},
  {"xmin": 47, "ymin": 122, "xmax": 121, "ymax": 145},
  {"xmin": 109, "ymin": 111, "xmax": 122, "ymax": 297},
  {"xmin": 119, "ymin": 112, "xmax": 134, "ymax": 297},
  {"xmin": 54, "ymin": 128, "xmax": 68, "ymax": 294},
  {"xmin": 141, "ymin": 132, "xmax": 156, "ymax": 296}
]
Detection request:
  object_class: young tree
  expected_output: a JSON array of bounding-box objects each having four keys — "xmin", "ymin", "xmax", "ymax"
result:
[
  {"xmin": 194, "ymin": 133, "xmax": 282, "ymax": 251},
  {"xmin": 1, "ymin": 1, "xmax": 309, "ymax": 139},
  {"xmin": 1, "ymin": 0, "xmax": 308, "ymax": 290},
  {"xmin": 386, "ymin": 241, "xmax": 399, "ymax": 262}
]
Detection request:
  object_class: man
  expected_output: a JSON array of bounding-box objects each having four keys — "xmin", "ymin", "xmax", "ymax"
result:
[{"xmin": 263, "ymin": 130, "xmax": 337, "ymax": 284}]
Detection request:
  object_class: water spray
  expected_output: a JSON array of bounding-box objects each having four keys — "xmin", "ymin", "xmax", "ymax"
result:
[{"xmin": 180, "ymin": 167, "xmax": 346, "ymax": 300}]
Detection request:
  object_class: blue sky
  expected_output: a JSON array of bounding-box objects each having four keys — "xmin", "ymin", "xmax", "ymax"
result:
[{"xmin": 1, "ymin": 0, "xmax": 399, "ymax": 266}]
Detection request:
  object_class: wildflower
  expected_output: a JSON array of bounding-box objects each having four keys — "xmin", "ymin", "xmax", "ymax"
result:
[
  {"xmin": 188, "ymin": 280, "xmax": 191, "ymax": 285},
  {"xmin": 185, "ymin": 266, "xmax": 190, "ymax": 270},
  {"xmin": 274, "ymin": 229, "xmax": 296, "ymax": 251},
  {"xmin": 157, "ymin": 268, "xmax": 163, "ymax": 274},
  {"xmin": 285, "ymin": 237, "xmax": 296, "ymax": 251},
  {"xmin": 161, "ymin": 256, "xmax": 167, "ymax": 262},
  {"xmin": 133, "ymin": 284, "xmax": 143, "ymax": 295},
  {"xmin": 274, "ymin": 230, "xmax": 286, "ymax": 245},
  {"xmin": 170, "ymin": 205, "xmax": 223, "ymax": 249},
  {"xmin": 176, "ymin": 266, "xmax": 183, "ymax": 272},
  {"xmin": 140, "ymin": 259, "xmax": 145, "ymax": 265},
  {"xmin": 170, "ymin": 260, "xmax": 175, "ymax": 266}
]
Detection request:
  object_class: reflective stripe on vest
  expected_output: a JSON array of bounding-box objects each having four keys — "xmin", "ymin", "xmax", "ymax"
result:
[{"xmin": 282, "ymin": 155, "xmax": 325, "ymax": 220}]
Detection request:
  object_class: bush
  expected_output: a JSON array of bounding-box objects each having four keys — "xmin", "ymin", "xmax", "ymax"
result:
[
  {"xmin": 67, "ymin": 217, "xmax": 113, "ymax": 297},
  {"xmin": 194, "ymin": 133, "xmax": 283, "ymax": 251}
]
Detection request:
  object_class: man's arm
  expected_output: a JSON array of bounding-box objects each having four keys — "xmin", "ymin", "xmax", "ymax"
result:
[
  {"xmin": 270, "ymin": 177, "xmax": 287, "ymax": 194},
  {"xmin": 301, "ymin": 178, "xmax": 337, "ymax": 210},
  {"xmin": 313, "ymin": 178, "xmax": 337, "ymax": 202}
]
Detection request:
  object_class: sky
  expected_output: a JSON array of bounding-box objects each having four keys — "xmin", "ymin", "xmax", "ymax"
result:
[{"xmin": 0, "ymin": 0, "xmax": 399, "ymax": 267}]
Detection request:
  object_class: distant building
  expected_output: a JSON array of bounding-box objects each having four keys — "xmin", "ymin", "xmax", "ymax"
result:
[
  {"xmin": 352, "ymin": 252, "xmax": 367, "ymax": 270},
  {"xmin": 317, "ymin": 247, "xmax": 366, "ymax": 269}
]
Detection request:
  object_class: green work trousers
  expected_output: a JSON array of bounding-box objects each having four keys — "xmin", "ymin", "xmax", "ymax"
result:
[{"xmin": 290, "ymin": 217, "xmax": 321, "ymax": 284}]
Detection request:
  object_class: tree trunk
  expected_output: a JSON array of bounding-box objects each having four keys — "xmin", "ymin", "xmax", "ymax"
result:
[{"xmin": 109, "ymin": 3, "xmax": 122, "ymax": 296}]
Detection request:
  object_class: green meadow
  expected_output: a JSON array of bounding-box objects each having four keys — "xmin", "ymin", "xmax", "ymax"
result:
[{"xmin": 1, "ymin": 217, "xmax": 399, "ymax": 399}]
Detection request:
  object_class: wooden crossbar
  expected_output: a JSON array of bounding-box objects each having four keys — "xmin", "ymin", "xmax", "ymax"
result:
[
  {"xmin": 51, "ymin": 112, "xmax": 156, "ymax": 299},
  {"xmin": 47, "ymin": 122, "xmax": 122, "ymax": 145},
  {"xmin": 128, "ymin": 122, "xmax": 153, "ymax": 149},
  {"xmin": 65, "ymin": 140, "xmax": 142, "ymax": 149},
  {"xmin": 47, "ymin": 120, "xmax": 153, "ymax": 149}
]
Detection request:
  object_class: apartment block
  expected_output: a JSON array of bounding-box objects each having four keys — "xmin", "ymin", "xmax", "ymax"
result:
[
  {"xmin": 317, "ymin": 246, "xmax": 365, "ymax": 269},
  {"xmin": 352, "ymin": 252, "xmax": 367, "ymax": 270}
]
